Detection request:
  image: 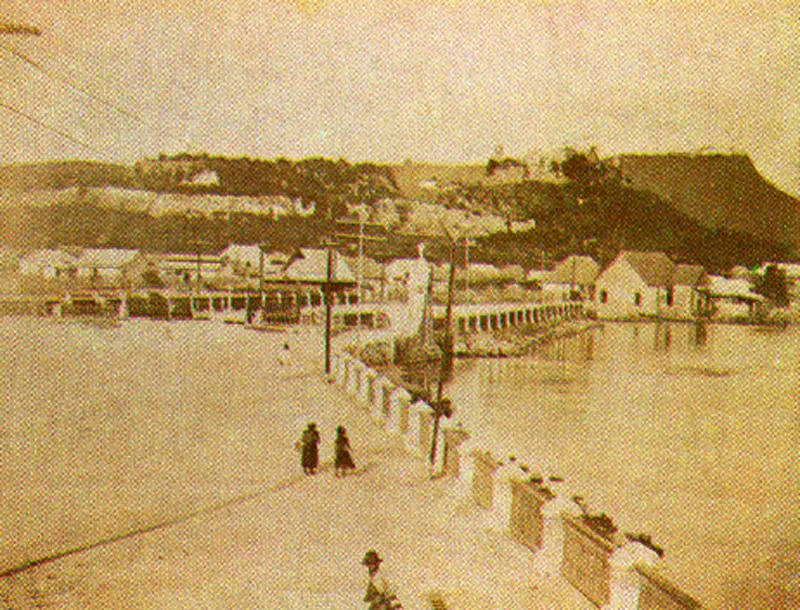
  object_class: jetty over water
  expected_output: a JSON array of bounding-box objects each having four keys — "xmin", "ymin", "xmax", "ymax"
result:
[
  {"xmin": 0, "ymin": 288, "xmax": 584, "ymax": 335},
  {"xmin": 328, "ymin": 301, "xmax": 584, "ymax": 336}
]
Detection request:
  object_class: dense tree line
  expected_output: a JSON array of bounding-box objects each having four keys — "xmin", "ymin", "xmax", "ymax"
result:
[
  {"xmin": 135, "ymin": 154, "xmax": 399, "ymax": 220},
  {"xmin": 0, "ymin": 161, "xmax": 136, "ymax": 191},
  {"xmin": 0, "ymin": 199, "xmax": 329, "ymax": 255}
]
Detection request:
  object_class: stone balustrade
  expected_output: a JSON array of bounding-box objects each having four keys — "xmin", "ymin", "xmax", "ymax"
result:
[
  {"xmin": 329, "ymin": 348, "xmax": 704, "ymax": 609},
  {"xmin": 406, "ymin": 400, "xmax": 434, "ymax": 458},
  {"xmin": 560, "ymin": 511, "xmax": 624, "ymax": 607},
  {"xmin": 387, "ymin": 386, "xmax": 411, "ymax": 434},
  {"xmin": 508, "ymin": 477, "xmax": 555, "ymax": 551},
  {"xmin": 370, "ymin": 375, "xmax": 392, "ymax": 423},
  {"xmin": 440, "ymin": 424, "xmax": 470, "ymax": 479},
  {"xmin": 359, "ymin": 367, "xmax": 378, "ymax": 407},
  {"xmin": 635, "ymin": 564, "xmax": 703, "ymax": 610},
  {"xmin": 346, "ymin": 358, "xmax": 364, "ymax": 397}
]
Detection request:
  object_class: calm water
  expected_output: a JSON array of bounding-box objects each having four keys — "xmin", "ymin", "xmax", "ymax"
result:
[
  {"xmin": 444, "ymin": 322, "xmax": 800, "ymax": 609},
  {"xmin": 2, "ymin": 317, "xmax": 797, "ymax": 608}
]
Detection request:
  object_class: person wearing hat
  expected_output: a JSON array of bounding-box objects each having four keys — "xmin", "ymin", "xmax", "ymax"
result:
[
  {"xmin": 362, "ymin": 550, "xmax": 402, "ymax": 610},
  {"xmin": 300, "ymin": 422, "xmax": 320, "ymax": 475}
]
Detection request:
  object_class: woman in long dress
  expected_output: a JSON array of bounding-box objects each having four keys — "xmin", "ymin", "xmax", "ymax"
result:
[
  {"xmin": 300, "ymin": 422, "xmax": 320, "ymax": 475},
  {"xmin": 334, "ymin": 425, "xmax": 356, "ymax": 477}
]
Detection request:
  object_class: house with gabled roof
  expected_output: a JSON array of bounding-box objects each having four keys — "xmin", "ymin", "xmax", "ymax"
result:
[
  {"xmin": 219, "ymin": 244, "xmax": 263, "ymax": 277},
  {"xmin": 74, "ymin": 248, "xmax": 144, "ymax": 285},
  {"xmin": 596, "ymin": 251, "xmax": 710, "ymax": 319},
  {"xmin": 19, "ymin": 248, "xmax": 77, "ymax": 279},
  {"xmin": 702, "ymin": 275, "xmax": 763, "ymax": 320},
  {"xmin": 282, "ymin": 248, "xmax": 355, "ymax": 284},
  {"xmin": 542, "ymin": 255, "xmax": 600, "ymax": 302},
  {"xmin": 595, "ymin": 251, "xmax": 676, "ymax": 319},
  {"xmin": 669, "ymin": 264, "xmax": 709, "ymax": 319}
]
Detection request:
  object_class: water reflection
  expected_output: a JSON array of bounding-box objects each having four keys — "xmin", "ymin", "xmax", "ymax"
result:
[
  {"xmin": 694, "ymin": 318, "xmax": 708, "ymax": 347},
  {"xmin": 444, "ymin": 321, "xmax": 800, "ymax": 610},
  {"xmin": 653, "ymin": 321, "xmax": 672, "ymax": 351}
]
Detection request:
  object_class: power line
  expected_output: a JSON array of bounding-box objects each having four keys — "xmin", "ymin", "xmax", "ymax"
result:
[
  {"xmin": 0, "ymin": 42, "xmax": 196, "ymax": 153},
  {"xmin": 0, "ymin": 42, "xmax": 149, "ymax": 128},
  {"xmin": 0, "ymin": 99, "xmax": 108, "ymax": 157}
]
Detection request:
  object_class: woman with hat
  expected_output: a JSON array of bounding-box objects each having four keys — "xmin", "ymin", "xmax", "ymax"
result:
[
  {"xmin": 362, "ymin": 550, "xmax": 402, "ymax": 609},
  {"xmin": 300, "ymin": 422, "xmax": 320, "ymax": 475},
  {"xmin": 334, "ymin": 425, "xmax": 356, "ymax": 477}
]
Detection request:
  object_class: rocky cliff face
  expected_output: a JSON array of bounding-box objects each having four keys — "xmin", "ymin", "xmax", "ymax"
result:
[{"xmin": 614, "ymin": 153, "xmax": 800, "ymax": 247}]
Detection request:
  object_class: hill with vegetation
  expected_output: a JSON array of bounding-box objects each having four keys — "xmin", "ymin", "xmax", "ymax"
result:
[
  {"xmin": 0, "ymin": 161, "xmax": 135, "ymax": 191},
  {"xmin": 614, "ymin": 153, "xmax": 800, "ymax": 249},
  {"xmin": 0, "ymin": 152, "xmax": 794, "ymax": 273}
]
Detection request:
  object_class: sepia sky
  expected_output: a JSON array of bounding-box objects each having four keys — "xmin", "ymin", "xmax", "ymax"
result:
[{"xmin": 1, "ymin": 0, "xmax": 799, "ymax": 194}]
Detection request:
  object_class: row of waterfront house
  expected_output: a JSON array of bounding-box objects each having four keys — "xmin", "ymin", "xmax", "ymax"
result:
[{"xmin": 0, "ymin": 243, "xmax": 791, "ymax": 322}]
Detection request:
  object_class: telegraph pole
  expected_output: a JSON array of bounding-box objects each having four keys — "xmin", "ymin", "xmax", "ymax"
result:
[
  {"xmin": 429, "ymin": 224, "xmax": 457, "ymax": 466},
  {"xmin": 465, "ymin": 235, "xmax": 477, "ymax": 303},
  {"xmin": 322, "ymin": 239, "xmax": 338, "ymax": 376},
  {"xmin": 258, "ymin": 244, "xmax": 265, "ymax": 311}
]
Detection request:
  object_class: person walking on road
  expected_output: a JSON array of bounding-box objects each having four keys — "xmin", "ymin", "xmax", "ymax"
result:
[
  {"xmin": 362, "ymin": 550, "xmax": 402, "ymax": 610},
  {"xmin": 334, "ymin": 425, "xmax": 356, "ymax": 477},
  {"xmin": 300, "ymin": 422, "xmax": 320, "ymax": 475}
]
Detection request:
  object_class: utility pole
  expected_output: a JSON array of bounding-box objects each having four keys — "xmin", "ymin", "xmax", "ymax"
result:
[
  {"xmin": 195, "ymin": 249, "xmax": 201, "ymax": 295},
  {"xmin": 464, "ymin": 235, "xmax": 477, "ymax": 304},
  {"xmin": 429, "ymin": 224, "xmax": 457, "ymax": 467},
  {"xmin": 322, "ymin": 239, "xmax": 339, "ymax": 376},
  {"xmin": 258, "ymin": 244, "xmax": 265, "ymax": 312},
  {"xmin": 357, "ymin": 207, "xmax": 365, "ymax": 304}
]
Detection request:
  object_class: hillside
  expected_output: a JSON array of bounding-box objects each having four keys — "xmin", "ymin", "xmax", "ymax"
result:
[
  {"xmin": 0, "ymin": 153, "xmax": 795, "ymax": 273},
  {"xmin": 390, "ymin": 162, "xmax": 486, "ymax": 199},
  {"xmin": 0, "ymin": 161, "xmax": 135, "ymax": 191},
  {"xmin": 614, "ymin": 153, "xmax": 800, "ymax": 247}
]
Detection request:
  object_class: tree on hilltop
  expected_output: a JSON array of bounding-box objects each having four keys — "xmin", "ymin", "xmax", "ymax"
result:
[{"xmin": 754, "ymin": 264, "xmax": 790, "ymax": 307}]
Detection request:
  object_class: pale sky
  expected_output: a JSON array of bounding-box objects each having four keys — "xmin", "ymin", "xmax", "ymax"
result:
[{"xmin": 1, "ymin": 0, "xmax": 799, "ymax": 194}]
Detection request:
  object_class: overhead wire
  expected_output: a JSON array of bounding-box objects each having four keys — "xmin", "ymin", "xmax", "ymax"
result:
[
  {"xmin": 0, "ymin": 39, "xmax": 197, "ymax": 157},
  {"xmin": 0, "ymin": 99, "xmax": 108, "ymax": 157},
  {"xmin": 0, "ymin": 41, "xmax": 147, "ymax": 125}
]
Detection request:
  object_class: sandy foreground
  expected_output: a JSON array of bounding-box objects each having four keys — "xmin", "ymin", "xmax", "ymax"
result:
[{"xmin": 0, "ymin": 322, "xmax": 591, "ymax": 609}]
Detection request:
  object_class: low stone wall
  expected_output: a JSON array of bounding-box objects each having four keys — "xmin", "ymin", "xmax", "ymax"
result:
[
  {"xmin": 331, "ymin": 351, "xmax": 436, "ymax": 465},
  {"xmin": 387, "ymin": 386, "xmax": 410, "ymax": 434},
  {"xmin": 441, "ymin": 425, "xmax": 470, "ymax": 479},
  {"xmin": 508, "ymin": 478, "xmax": 553, "ymax": 551},
  {"xmin": 636, "ymin": 564, "xmax": 704, "ymax": 610},
  {"xmin": 561, "ymin": 512, "xmax": 621, "ymax": 607},
  {"xmin": 359, "ymin": 367, "xmax": 378, "ymax": 408},
  {"xmin": 406, "ymin": 400, "xmax": 434, "ymax": 458},
  {"xmin": 470, "ymin": 451, "xmax": 497, "ymax": 510},
  {"xmin": 330, "ymin": 349, "xmax": 704, "ymax": 609}
]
